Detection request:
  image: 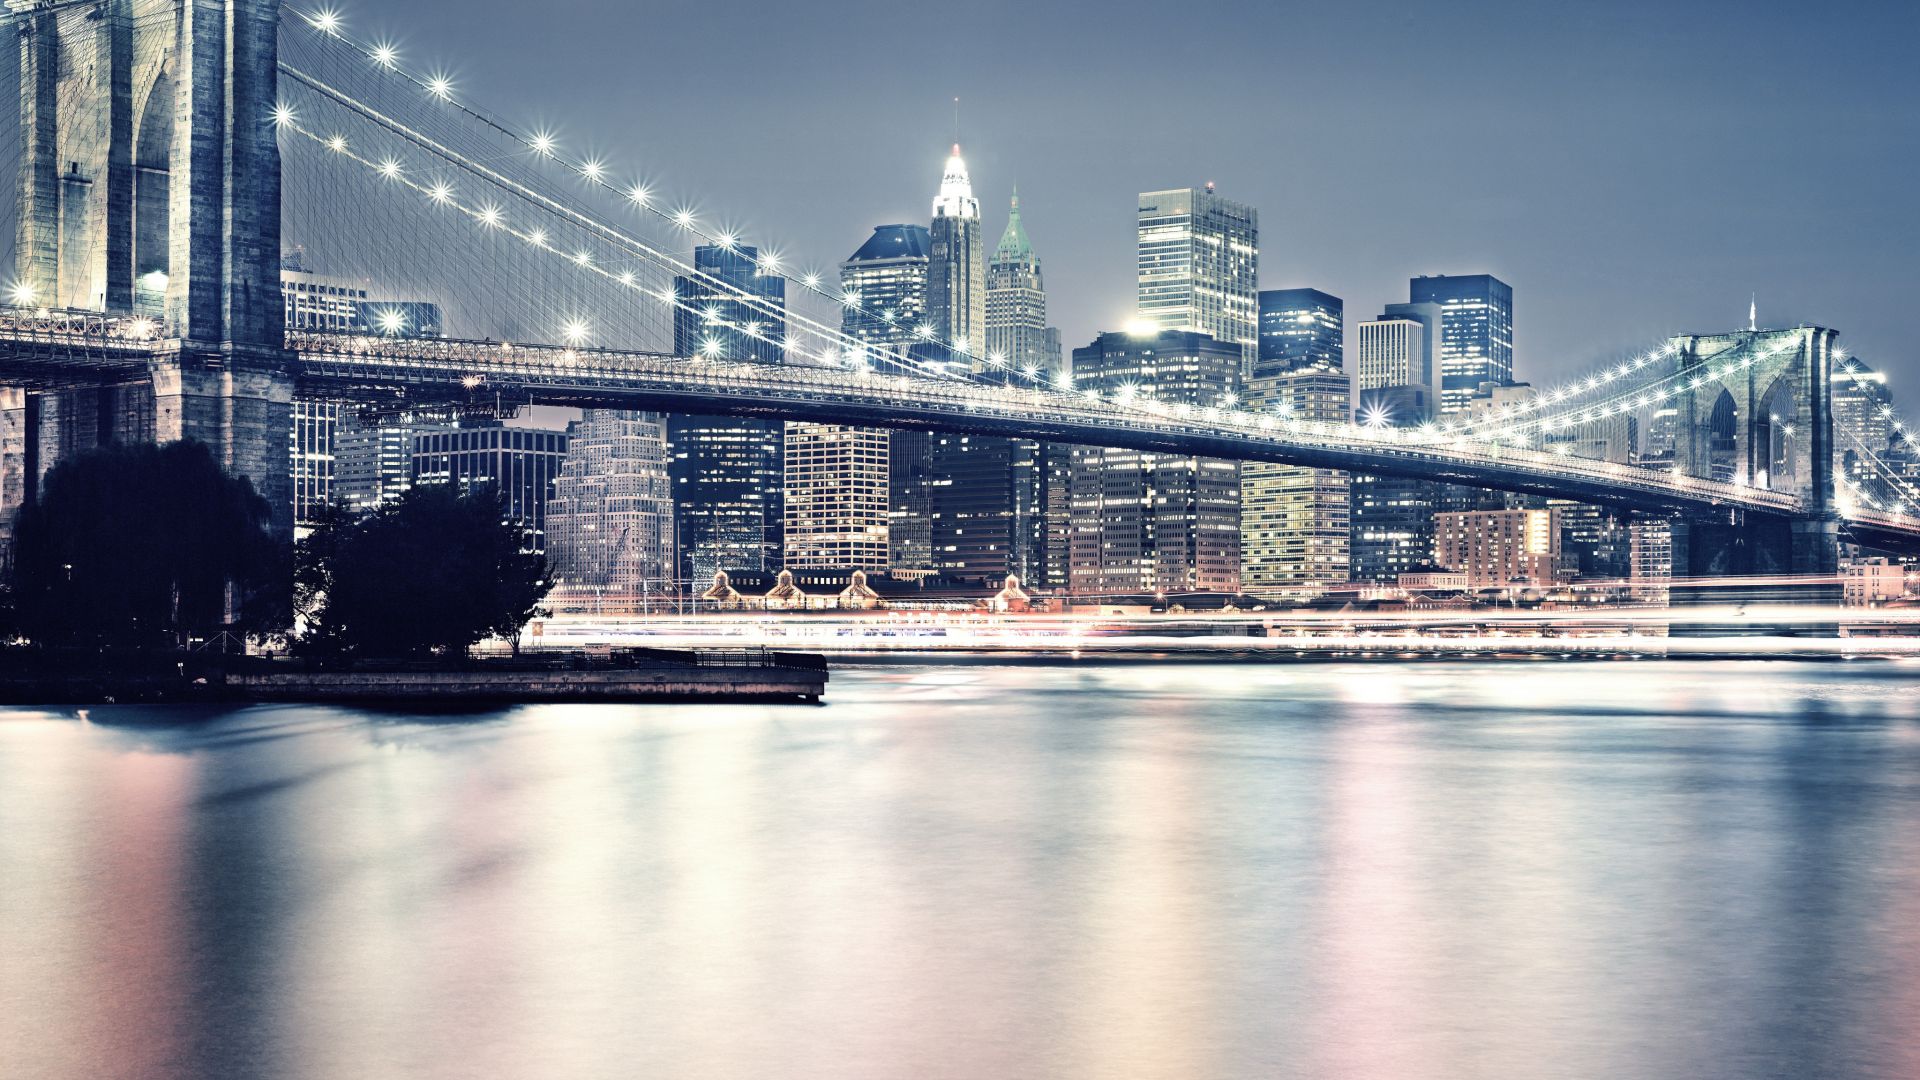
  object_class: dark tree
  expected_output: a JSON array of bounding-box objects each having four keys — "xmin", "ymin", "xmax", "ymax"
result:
[
  {"xmin": 9, "ymin": 440, "xmax": 289, "ymax": 650},
  {"xmin": 296, "ymin": 484, "xmax": 550, "ymax": 659}
]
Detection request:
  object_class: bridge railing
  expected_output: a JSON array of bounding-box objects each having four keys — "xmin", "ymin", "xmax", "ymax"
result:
[{"xmin": 291, "ymin": 330, "xmax": 1806, "ymax": 517}]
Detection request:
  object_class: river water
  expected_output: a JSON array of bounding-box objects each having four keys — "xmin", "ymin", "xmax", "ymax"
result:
[{"xmin": 3, "ymin": 660, "xmax": 1919, "ymax": 1080}]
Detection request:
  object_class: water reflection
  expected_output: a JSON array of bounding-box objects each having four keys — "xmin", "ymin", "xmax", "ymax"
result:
[{"xmin": 2, "ymin": 661, "xmax": 1918, "ymax": 1080}]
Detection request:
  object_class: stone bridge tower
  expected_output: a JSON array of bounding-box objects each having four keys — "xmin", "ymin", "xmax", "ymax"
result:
[
  {"xmin": 1668, "ymin": 325, "xmax": 1839, "ymax": 578},
  {"xmin": 5, "ymin": 0, "xmax": 291, "ymax": 532}
]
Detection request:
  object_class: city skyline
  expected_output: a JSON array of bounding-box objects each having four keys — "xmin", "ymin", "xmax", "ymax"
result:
[{"xmin": 403, "ymin": 0, "xmax": 1920, "ymax": 384}]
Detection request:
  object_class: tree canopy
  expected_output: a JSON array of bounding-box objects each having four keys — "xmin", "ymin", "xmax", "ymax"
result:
[
  {"xmin": 9, "ymin": 440, "xmax": 288, "ymax": 649},
  {"xmin": 296, "ymin": 483, "xmax": 550, "ymax": 659}
]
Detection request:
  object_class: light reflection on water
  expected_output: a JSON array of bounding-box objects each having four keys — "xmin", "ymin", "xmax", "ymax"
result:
[{"xmin": 3, "ymin": 661, "xmax": 1920, "ymax": 1080}]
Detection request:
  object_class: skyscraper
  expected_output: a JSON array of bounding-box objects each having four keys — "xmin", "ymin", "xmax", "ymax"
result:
[
  {"xmin": 670, "ymin": 245, "xmax": 786, "ymax": 582},
  {"xmin": 1068, "ymin": 330, "xmax": 1243, "ymax": 597},
  {"xmin": 927, "ymin": 145, "xmax": 987, "ymax": 365},
  {"xmin": 985, "ymin": 189, "xmax": 1060, "ymax": 378},
  {"xmin": 1355, "ymin": 305, "xmax": 1438, "ymax": 394},
  {"xmin": 1253, "ymin": 288, "xmax": 1342, "ymax": 383},
  {"xmin": 673, "ymin": 243, "xmax": 786, "ymax": 365},
  {"xmin": 1136, "ymin": 185, "xmax": 1259, "ymax": 351},
  {"xmin": 1408, "ymin": 273, "xmax": 1514, "ymax": 416},
  {"xmin": 929, "ymin": 189, "xmax": 1065, "ymax": 585},
  {"xmin": 1242, "ymin": 289, "xmax": 1349, "ymax": 596},
  {"xmin": 840, "ymin": 224, "xmax": 934, "ymax": 376},
  {"xmin": 546, "ymin": 411, "xmax": 677, "ymax": 610},
  {"xmin": 838, "ymin": 224, "xmax": 933, "ymax": 570}
]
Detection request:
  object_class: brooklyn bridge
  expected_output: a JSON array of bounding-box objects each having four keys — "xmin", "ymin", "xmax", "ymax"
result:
[{"xmin": 3, "ymin": 0, "xmax": 1917, "ymax": 584}]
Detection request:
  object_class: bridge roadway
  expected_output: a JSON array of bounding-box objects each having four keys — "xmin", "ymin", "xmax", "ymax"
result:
[
  {"xmin": 289, "ymin": 330, "xmax": 1800, "ymax": 522},
  {"xmin": 3, "ymin": 308, "xmax": 1916, "ymax": 540}
]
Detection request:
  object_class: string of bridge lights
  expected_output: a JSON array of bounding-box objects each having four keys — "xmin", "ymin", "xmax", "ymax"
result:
[
  {"xmin": 285, "ymin": 5, "xmax": 1050, "ymax": 381},
  {"xmin": 1449, "ymin": 342, "xmax": 1680, "ymax": 436},
  {"xmin": 290, "ymin": 3, "xmax": 1699, "ymax": 416},
  {"xmin": 275, "ymin": 69, "xmax": 1005, "ymax": 389}
]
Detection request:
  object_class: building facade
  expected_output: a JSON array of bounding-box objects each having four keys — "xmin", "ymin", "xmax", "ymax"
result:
[
  {"xmin": 1355, "ymin": 308, "xmax": 1437, "ymax": 397},
  {"xmin": 290, "ymin": 400, "xmax": 336, "ymax": 532},
  {"xmin": 546, "ymin": 410, "xmax": 677, "ymax": 608},
  {"xmin": 783, "ymin": 424, "xmax": 890, "ymax": 570},
  {"xmin": 1408, "ymin": 274, "xmax": 1514, "ymax": 417},
  {"xmin": 334, "ymin": 411, "xmax": 423, "ymax": 516},
  {"xmin": 411, "ymin": 423, "xmax": 571, "ymax": 554},
  {"xmin": 1349, "ymin": 385, "xmax": 1437, "ymax": 583},
  {"xmin": 1243, "ymin": 288, "xmax": 1349, "ymax": 596},
  {"xmin": 1433, "ymin": 508, "xmax": 1559, "ymax": 588},
  {"xmin": 1068, "ymin": 330, "xmax": 1243, "ymax": 597},
  {"xmin": 1136, "ymin": 185, "xmax": 1259, "ymax": 352},
  {"xmin": 670, "ymin": 244, "xmax": 786, "ymax": 582}
]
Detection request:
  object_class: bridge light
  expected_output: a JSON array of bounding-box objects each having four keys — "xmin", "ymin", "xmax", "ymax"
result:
[
  {"xmin": 375, "ymin": 309, "xmax": 406, "ymax": 334},
  {"xmin": 1022, "ymin": 365, "xmax": 1040, "ymax": 381},
  {"xmin": 426, "ymin": 75, "xmax": 454, "ymax": 101},
  {"xmin": 8, "ymin": 282, "xmax": 37, "ymax": 307},
  {"xmin": 461, "ymin": 375, "xmax": 483, "ymax": 389},
  {"xmin": 581, "ymin": 159, "xmax": 605, "ymax": 182},
  {"xmin": 310, "ymin": 9, "xmax": 342, "ymax": 34},
  {"xmin": 757, "ymin": 251, "xmax": 781, "ymax": 273},
  {"xmin": 626, "ymin": 184, "xmax": 651, "ymax": 206},
  {"xmin": 530, "ymin": 132, "xmax": 557, "ymax": 157},
  {"xmin": 914, "ymin": 324, "xmax": 934, "ymax": 339},
  {"xmin": 126, "ymin": 317, "xmax": 156, "ymax": 341},
  {"xmin": 377, "ymin": 158, "xmax": 402, "ymax": 179},
  {"xmin": 372, "ymin": 43, "xmax": 398, "ymax": 69},
  {"xmin": 673, "ymin": 208, "xmax": 695, "ymax": 229},
  {"xmin": 617, "ymin": 271, "xmax": 636, "ymax": 287},
  {"xmin": 527, "ymin": 228, "xmax": 548, "ymax": 248},
  {"xmin": 271, "ymin": 103, "xmax": 296, "ymax": 128},
  {"xmin": 1222, "ymin": 392, "xmax": 1239, "ymax": 408},
  {"xmin": 802, "ymin": 274, "xmax": 821, "ymax": 289},
  {"xmin": 699, "ymin": 337, "xmax": 724, "ymax": 358},
  {"xmin": 572, "ymin": 250, "xmax": 592, "ymax": 266},
  {"xmin": 327, "ymin": 134, "xmax": 347, "ymax": 153},
  {"xmin": 1361, "ymin": 403, "xmax": 1392, "ymax": 430},
  {"xmin": 478, "ymin": 204, "xmax": 503, "ymax": 228},
  {"xmin": 986, "ymin": 351, "xmax": 1006, "ymax": 367},
  {"xmin": 717, "ymin": 232, "xmax": 739, "ymax": 250},
  {"xmin": 428, "ymin": 182, "xmax": 453, "ymax": 204},
  {"xmin": 561, "ymin": 319, "xmax": 591, "ymax": 346}
]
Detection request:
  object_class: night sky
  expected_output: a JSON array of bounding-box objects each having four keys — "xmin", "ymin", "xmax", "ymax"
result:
[{"xmin": 359, "ymin": 0, "xmax": 1916, "ymax": 385}]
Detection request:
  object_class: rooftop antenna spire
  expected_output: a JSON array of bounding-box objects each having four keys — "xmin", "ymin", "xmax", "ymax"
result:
[
  {"xmin": 1750, "ymin": 293, "xmax": 1757, "ymax": 332},
  {"xmin": 953, "ymin": 97, "xmax": 961, "ymax": 150}
]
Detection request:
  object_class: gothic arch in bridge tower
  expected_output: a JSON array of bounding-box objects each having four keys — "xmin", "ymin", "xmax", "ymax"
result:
[
  {"xmin": 1757, "ymin": 375, "xmax": 1799, "ymax": 492},
  {"xmin": 1706, "ymin": 388, "xmax": 1738, "ymax": 483},
  {"xmin": 132, "ymin": 63, "xmax": 176, "ymax": 316}
]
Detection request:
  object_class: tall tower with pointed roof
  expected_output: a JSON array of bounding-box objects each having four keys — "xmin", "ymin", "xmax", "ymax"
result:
[
  {"xmin": 926, "ymin": 144, "xmax": 988, "ymax": 367},
  {"xmin": 986, "ymin": 188, "xmax": 1061, "ymax": 381}
]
